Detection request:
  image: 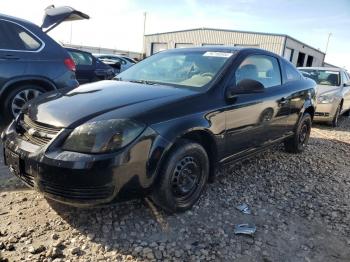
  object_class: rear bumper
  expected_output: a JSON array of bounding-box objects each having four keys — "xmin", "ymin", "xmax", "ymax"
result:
[{"xmin": 1, "ymin": 121, "xmax": 170, "ymax": 207}]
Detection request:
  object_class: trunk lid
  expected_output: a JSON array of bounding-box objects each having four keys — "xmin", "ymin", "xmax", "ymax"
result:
[{"xmin": 41, "ymin": 5, "xmax": 89, "ymax": 33}]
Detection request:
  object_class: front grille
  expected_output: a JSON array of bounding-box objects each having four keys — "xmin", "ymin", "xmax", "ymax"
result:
[
  {"xmin": 40, "ymin": 181, "xmax": 114, "ymax": 200},
  {"xmin": 19, "ymin": 115, "xmax": 62, "ymax": 147},
  {"xmin": 21, "ymin": 172, "xmax": 35, "ymax": 187},
  {"xmin": 315, "ymin": 112, "xmax": 330, "ymax": 117}
]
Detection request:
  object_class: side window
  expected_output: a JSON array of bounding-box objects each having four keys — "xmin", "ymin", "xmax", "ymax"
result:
[
  {"xmin": 235, "ymin": 55, "xmax": 281, "ymax": 88},
  {"xmin": 284, "ymin": 61, "xmax": 302, "ymax": 82},
  {"xmin": 0, "ymin": 20, "xmax": 41, "ymax": 51},
  {"xmin": 345, "ymin": 73, "xmax": 350, "ymax": 82},
  {"xmin": 342, "ymin": 71, "xmax": 349, "ymax": 83},
  {"xmin": 68, "ymin": 51, "xmax": 93, "ymax": 66}
]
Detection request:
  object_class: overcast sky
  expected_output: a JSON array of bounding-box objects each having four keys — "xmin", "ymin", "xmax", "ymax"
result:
[{"xmin": 1, "ymin": 0, "xmax": 349, "ymax": 68}]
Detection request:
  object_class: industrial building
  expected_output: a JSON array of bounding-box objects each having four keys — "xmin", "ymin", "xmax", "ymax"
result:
[
  {"xmin": 144, "ymin": 28, "xmax": 325, "ymax": 67},
  {"xmin": 62, "ymin": 43, "xmax": 143, "ymax": 60}
]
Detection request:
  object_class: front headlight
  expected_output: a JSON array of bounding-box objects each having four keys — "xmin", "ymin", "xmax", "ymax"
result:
[
  {"xmin": 62, "ymin": 119, "xmax": 145, "ymax": 154},
  {"xmin": 318, "ymin": 94, "xmax": 336, "ymax": 104}
]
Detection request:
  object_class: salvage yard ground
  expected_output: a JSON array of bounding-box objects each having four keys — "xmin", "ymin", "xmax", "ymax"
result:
[{"xmin": 0, "ymin": 118, "xmax": 350, "ymax": 262}]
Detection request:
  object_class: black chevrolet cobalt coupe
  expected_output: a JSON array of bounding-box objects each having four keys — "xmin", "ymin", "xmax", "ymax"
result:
[{"xmin": 2, "ymin": 47, "xmax": 317, "ymax": 212}]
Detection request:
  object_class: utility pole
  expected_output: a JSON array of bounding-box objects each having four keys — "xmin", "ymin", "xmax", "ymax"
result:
[
  {"xmin": 325, "ymin": 33, "xmax": 332, "ymax": 55},
  {"xmin": 69, "ymin": 22, "xmax": 73, "ymax": 44},
  {"xmin": 142, "ymin": 12, "xmax": 147, "ymax": 59}
]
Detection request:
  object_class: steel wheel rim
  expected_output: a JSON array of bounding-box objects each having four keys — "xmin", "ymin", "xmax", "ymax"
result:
[
  {"xmin": 171, "ymin": 156, "xmax": 202, "ymax": 200},
  {"xmin": 334, "ymin": 107, "xmax": 340, "ymax": 126},
  {"xmin": 11, "ymin": 89, "xmax": 43, "ymax": 117},
  {"xmin": 299, "ymin": 122, "xmax": 310, "ymax": 146}
]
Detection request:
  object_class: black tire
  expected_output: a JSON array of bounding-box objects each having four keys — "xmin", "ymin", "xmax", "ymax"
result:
[
  {"xmin": 2, "ymin": 84, "xmax": 45, "ymax": 124},
  {"xmin": 284, "ymin": 113, "xmax": 312, "ymax": 153},
  {"xmin": 330, "ymin": 103, "xmax": 341, "ymax": 127},
  {"xmin": 151, "ymin": 139, "xmax": 209, "ymax": 213}
]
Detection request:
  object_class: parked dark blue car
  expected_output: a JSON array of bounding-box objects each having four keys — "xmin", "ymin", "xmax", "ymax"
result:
[
  {"xmin": 66, "ymin": 48, "xmax": 115, "ymax": 85},
  {"xmin": 0, "ymin": 6, "xmax": 89, "ymax": 124}
]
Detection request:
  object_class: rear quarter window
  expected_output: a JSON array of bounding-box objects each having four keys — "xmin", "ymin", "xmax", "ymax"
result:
[
  {"xmin": 284, "ymin": 61, "xmax": 301, "ymax": 82},
  {"xmin": 0, "ymin": 19, "xmax": 42, "ymax": 51}
]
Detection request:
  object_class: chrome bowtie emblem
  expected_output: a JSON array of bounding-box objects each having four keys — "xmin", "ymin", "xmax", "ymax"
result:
[{"xmin": 28, "ymin": 128, "xmax": 38, "ymax": 136}]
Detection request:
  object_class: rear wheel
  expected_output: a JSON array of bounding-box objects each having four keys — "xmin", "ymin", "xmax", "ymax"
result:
[
  {"xmin": 151, "ymin": 139, "xmax": 209, "ymax": 213},
  {"xmin": 284, "ymin": 113, "xmax": 312, "ymax": 153},
  {"xmin": 2, "ymin": 84, "xmax": 44, "ymax": 123}
]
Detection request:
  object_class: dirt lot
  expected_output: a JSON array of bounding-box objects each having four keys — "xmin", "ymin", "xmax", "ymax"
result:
[{"xmin": 0, "ymin": 117, "xmax": 350, "ymax": 262}]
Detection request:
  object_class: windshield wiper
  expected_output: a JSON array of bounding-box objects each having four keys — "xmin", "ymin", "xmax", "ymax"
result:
[{"xmin": 128, "ymin": 79, "xmax": 158, "ymax": 85}]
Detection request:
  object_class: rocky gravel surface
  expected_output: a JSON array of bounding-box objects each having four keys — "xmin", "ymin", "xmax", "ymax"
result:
[{"xmin": 1, "ymin": 117, "xmax": 350, "ymax": 262}]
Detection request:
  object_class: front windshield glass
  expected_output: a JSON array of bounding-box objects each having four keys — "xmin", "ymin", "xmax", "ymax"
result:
[
  {"xmin": 299, "ymin": 69, "xmax": 340, "ymax": 86},
  {"xmin": 117, "ymin": 50, "xmax": 234, "ymax": 90}
]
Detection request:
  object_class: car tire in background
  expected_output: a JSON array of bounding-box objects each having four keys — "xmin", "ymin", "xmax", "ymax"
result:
[
  {"xmin": 2, "ymin": 84, "xmax": 45, "ymax": 124},
  {"xmin": 284, "ymin": 113, "xmax": 312, "ymax": 153},
  {"xmin": 330, "ymin": 103, "xmax": 342, "ymax": 127},
  {"xmin": 151, "ymin": 139, "xmax": 209, "ymax": 213}
]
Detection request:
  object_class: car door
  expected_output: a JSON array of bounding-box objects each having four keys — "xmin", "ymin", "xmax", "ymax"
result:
[
  {"xmin": 224, "ymin": 54, "xmax": 291, "ymax": 160},
  {"xmin": 68, "ymin": 50, "xmax": 96, "ymax": 84}
]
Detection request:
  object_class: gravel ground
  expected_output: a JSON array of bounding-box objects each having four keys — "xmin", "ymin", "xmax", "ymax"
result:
[{"xmin": 0, "ymin": 117, "xmax": 350, "ymax": 262}]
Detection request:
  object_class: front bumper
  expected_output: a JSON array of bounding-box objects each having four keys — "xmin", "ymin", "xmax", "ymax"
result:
[
  {"xmin": 1, "ymin": 122, "xmax": 170, "ymax": 207},
  {"xmin": 313, "ymin": 102, "xmax": 338, "ymax": 122}
]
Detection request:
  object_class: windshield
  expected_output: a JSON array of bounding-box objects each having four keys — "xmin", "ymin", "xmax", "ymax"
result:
[
  {"xmin": 117, "ymin": 50, "xmax": 234, "ymax": 90},
  {"xmin": 299, "ymin": 69, "xmax": 341, "ymax": 86}
]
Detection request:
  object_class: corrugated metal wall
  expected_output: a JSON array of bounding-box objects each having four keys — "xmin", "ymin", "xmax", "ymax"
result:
[{"xmin": 144, "ymin": 29, "xmax": 285, "ymax": 56}]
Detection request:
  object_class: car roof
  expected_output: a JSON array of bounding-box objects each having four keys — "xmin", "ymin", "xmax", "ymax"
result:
[
  {"xmin": 94, "ymin": 53, "xmax": 124, "ymax": 57},
  {"xmin": 298, "ymin": 67, "xmax": 343, "ymax": 72},
  {"xmin": 0, "ymin": 13, "xmax": 38, "ymax": 28}
]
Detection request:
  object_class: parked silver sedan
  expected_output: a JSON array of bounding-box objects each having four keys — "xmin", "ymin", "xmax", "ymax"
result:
[
  {"xmin": 93, "ymin": 54, "xmax": 136, "ymax": 73},
  {"xmin": 299, "ymin": 67, "xmax": 350, "ymax": 126}
]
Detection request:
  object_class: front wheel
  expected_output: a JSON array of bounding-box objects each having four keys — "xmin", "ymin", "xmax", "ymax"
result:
[
  {"xmin": 330, "ymin": 103, "xmax": 341, "ymax": 127},
  {"xmin": 284, "ymin": 113, "xmax": 312, "ymax": 153},
  {"xmin": 151, "ymin": 139, "xmax": 209, "ymax": 213}
]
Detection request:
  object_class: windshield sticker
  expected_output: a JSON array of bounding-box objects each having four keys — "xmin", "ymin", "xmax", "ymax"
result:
[
  {"xmin": 203, "ymin": 52, "xmax": 233, "ymax": 58},
  {"xmin": 325, "ymin": 71, "xmax": 339, "ymax": 74}
]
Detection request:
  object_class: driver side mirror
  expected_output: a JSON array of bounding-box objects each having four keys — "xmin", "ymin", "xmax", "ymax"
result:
[
  {"xmin": 344, "ymin": 81, "xmax": 350, "ymax": 87},
  {"xmin": 226, "ymin": 79, "xmax": 265, "ymax": 100}
]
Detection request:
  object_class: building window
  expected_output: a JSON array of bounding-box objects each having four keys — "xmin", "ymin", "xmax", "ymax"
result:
[
  {"xmin": 175, "ymin": 43, "xmax": 194, "ymax": 48},
  {"xmin": 297, "ymin": 52, "xmax": 306, "ymax": 67},
  {"xmin": 234, "ymin": 44, "xmax": 259, "ymax": 48},
  {"xmin": 306, "ymin": 55, "xmax": 313, "ymax": 67},
  {"xmin": 201, "ymin": 43, "xmax": 223, "ymax": 46},
  {"xmin": 151, "ymin": 43, "xmax": 168, "ymax": 55}
]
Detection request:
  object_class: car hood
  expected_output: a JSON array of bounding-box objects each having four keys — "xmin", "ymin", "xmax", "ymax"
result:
[
  {"xmin": 24, "ymin": 81, "xmax": 196, "ymax": 128},
  {"xmin": 316, "ymin": 84, "xmax": 341, "ymax": 97},
  {"xmin": 41, "ymin": 5, "xmax": 89, "ymax": 33}
]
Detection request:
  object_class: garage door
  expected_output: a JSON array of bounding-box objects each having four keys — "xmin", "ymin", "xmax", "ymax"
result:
[{"xmin": 151, "ymin": 43, "xmax": 168, "ymax": 55}]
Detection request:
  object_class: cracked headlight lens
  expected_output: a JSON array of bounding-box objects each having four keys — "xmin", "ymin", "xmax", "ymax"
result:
[{"xmin": 62, "ymin": 119, "xmax": 145, "ymax": 153}]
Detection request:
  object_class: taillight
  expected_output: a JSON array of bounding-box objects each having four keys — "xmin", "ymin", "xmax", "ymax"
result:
[{"xmin": 64, "ymin": 58, "xmax": 76, "ymax": 72}]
